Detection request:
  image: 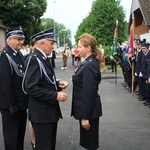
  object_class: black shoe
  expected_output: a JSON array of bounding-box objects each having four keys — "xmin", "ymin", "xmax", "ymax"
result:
[
  {"xmin": 143, "ymin": 101, "xmax": 150, "ymax": 106},
  {"xmin": 138, "ymin": 97, "xmax": 145, "ymax": 101},
  {"xmin": 137, "ymin": 95, "xmax": 143, "ymax": 99},
  {"xmin": 135, "ymin": 91, "xmax": 140, "ymax": 94},
  {"xmin": 122, "ymin": 83, "xmax": 127, "ymax": 87},
  {"xmin": 121, "ymin": 83, "xmax": 125, "ymax": 86},
  {"xmin": 136, "ymin": 92, "xmax": 141, "ymax": 96},
  {"xmin": 127, "ymin": 88, "xmax": 131, "ymax": 92},
  {"xmin": 125, "ymin": 86, "xmax": 131, "ymax": 91},
  {"xmin": 145, "ymin": 103, "xmax": 150, "ymax": 106},
  {"xmin": 31, "ymin": 142, "xmax": 35, "ymax": 149}
]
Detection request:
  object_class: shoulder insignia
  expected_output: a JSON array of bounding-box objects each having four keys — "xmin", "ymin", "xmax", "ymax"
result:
[
  {"xmin": 80, "ymin": 60, "xmax": 86, "ymax": 66},
  {"xmin": 13, "ymin": 52, "xmax": 16, "ymax": 56},
  {"xmin": 42, "ymin": 56, "xmax": 47, "ymax": 60}
]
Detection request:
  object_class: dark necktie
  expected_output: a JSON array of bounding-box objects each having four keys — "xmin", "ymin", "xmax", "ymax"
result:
[
  {"xmin": 46, "ymin": 57, "xmax": 54, "ymax": 73},
  {"xmin": 46, "ymin": 57, "xmax": 51, "ymax": 66},
  {"xmin": 16, "ymin": 52, "xmax": 22, "ymax": 61}
]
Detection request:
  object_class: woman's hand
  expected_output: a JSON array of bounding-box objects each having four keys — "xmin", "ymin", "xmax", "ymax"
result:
[
  {"xmin": 59, "ymin": 81, "xmax": 69, "ymax": 89},
  {"xmin": 81, "ymin": 119, "xmax": 91, "ymax": 130}
]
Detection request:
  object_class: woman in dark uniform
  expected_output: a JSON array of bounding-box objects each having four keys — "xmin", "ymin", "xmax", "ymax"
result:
[{"xmin": 71, "ymin": 33, "xmax": 102, "ymax": 150}]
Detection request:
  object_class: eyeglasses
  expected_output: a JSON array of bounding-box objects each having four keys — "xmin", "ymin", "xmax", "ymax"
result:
[{"xmin": 12, "ymin": 37, "xmax": 25, "ymax": 42}]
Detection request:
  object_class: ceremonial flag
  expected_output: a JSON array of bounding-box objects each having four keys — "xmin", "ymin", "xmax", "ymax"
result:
[
  {"xmin": 128, "ymin": 24, "xmax": 134, "ymax": 57},
  {"xmin": 111, "ymin": 27, "xmax": 118, "ymax": 57}
]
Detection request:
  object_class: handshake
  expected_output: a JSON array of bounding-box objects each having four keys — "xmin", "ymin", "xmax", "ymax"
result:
[{"xmin": 57, "ymin": 80, "xmax": 69, "ymax": 102}]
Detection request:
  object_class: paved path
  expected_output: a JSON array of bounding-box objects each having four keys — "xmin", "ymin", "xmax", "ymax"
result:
[{"xmin": 0, "ymin": 58, "xmax": 150, "ymax": 150}]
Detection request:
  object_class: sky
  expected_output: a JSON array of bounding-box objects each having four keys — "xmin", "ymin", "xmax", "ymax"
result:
[{"xmin": 43, "ymin": 0, "xmax": 132, "ymax": 44}]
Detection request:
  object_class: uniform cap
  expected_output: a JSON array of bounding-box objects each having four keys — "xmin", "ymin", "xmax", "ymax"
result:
[
  {"xmin": 6, "ymin": 26, "xmax": 25, "ymax": 39},
  {"xmin": 141, "ymin": 43, "xmax": 149, "ymax": 49},
  {"xmin": 135, "ymin": 40, "xmax": 142, "ymax": 45},
  {"xmin": 32, "ymin": 29, "xmax": 56, "ymax": 42}
]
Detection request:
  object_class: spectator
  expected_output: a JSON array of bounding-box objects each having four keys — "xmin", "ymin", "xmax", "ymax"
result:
[{"xmin": 61, "ymin": 46, "xmax": 70, "ymax": 69}]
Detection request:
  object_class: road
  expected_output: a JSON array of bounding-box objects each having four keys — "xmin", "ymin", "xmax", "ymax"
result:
[{"xmin": 0, "ymin": 58, "xmax": 150, "ymax": 150}]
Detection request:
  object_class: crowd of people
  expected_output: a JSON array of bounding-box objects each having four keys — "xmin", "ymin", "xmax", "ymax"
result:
[
  {"xmin": 0, "ymin": 24, "xmax": 149, "ymax": 150},
  {"xmin": 116, "ymin": 40, "xmax": 150, "ymax": 107},
  {"xmin": 0, "ymin": 26, "xmax": 103, "ymax": 150},
  {"xmin": 60, "ymin": 45, "xmax": 82, "ymax": 70}
]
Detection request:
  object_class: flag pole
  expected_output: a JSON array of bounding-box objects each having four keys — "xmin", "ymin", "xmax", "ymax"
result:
[
  {"xmin": 115, "ymin": 20, "xmax": 118, "ymax": 85},
  {"xmin": 131, "ymin": 13, "xmax": 135, "ymax": 94}
]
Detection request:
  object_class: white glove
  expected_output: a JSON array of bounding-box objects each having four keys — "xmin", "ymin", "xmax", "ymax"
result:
[
  {"xmin": 135, "ymin": 72, "xmax": 138, "ymax": 76},
  {"xmin": 139, "ymin": 72, "xmax": 143, "ymax": 77}
]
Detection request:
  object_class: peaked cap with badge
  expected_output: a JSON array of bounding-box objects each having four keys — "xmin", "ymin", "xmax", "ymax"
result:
[
  {"xmin": 32, "ymin": 28, "xmax": 56, "ymax": 42},
  {"xmin": 135, "ymin": 40, "xmax": 142, "ymax": 45},
  {"xmin": 6, "ymin": 26, "xmax": 25, "ymax": 39},
  {"xmin": 141, "ymin": 43, "xmax": 149, "ymax": 49}
]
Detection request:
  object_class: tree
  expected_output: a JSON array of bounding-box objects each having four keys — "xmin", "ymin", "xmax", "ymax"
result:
[
  {"xmin": 41, "ymin": 18, "xmax": 72, "ymax": 47},
  {"xmin": 75, "ymin": 0, "xmax": 127, "ymax": 46},
  {"xmin": 0, "ymin": 0, "xmax": 47, "ymax": 44}
]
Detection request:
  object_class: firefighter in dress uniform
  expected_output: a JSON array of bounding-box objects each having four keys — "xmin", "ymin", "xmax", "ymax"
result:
[
  {"xmin": 23, "ymin": 29, "xmax": 68, "ymax": 150},
  {"xmin": 0, "ymin": 26, "xmax": 28, "ymax": 150}
]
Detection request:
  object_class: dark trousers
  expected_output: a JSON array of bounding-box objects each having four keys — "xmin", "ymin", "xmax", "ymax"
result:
[
  {"xmin": 72, "ymin": 54, "xmax": 75, "ymax": 65},
  {"xmin": 120, "ymin": 64, "xmax": 126, "ymax": 83},
  {"xmin": 121, "ymin": 64, "xmax": 129, "ymax": 84},
  {"xmin": 134, "ymin": 75, "xmax": 143, "ymax": 93},
  {"xmin": 134, "ymin": 75, "xmax": 139, "ymax": 92},
  {"xmin": 32, "ymin": 122, "xmax": 58, "ymax": 150},
  {"xmin": 125, "ymin": 67, "xmax": 132, "ymax": 87},
  {"xmin": 144, "ymin": 82, "xmax": 150, "ymax": 100},
  {"xmin": 0, "ymin": 109, "xmax": 27, "ymax": 150},
  {"xmin": 138, "ymin": 77, "xmax": 143, "ymax": 95},
  {"xmin": 142, "ymin": 78, "xmax": 146, "ymax": 99},
  {"xmin": 147, "ymin": 83, "xmax": 150, "ymax": 101},
  {"xmin": 111, "ymin": 60, "xmax": 116, "ymax": 72}
]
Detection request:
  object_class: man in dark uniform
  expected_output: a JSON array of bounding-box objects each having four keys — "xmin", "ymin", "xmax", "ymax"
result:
[
  {"xmin": 132, "ymin": 40, "xmax": 143, "ymax": 96},
  {"xmin": 23, "ymin": 29, "xmax": 68, "ymax": 150},
  {"xmin": 141, "ymin": 43, "xmax": 150, "ymax": 105},
  {"xmin": 0, "ymin": 26, "xmax": 28, "ymax": 150}
]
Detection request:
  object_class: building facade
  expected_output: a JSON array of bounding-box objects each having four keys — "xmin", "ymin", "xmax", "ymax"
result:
[
  {"xmin": 0, "ymin": 20, "xmax": 6, "ymax": 50},
  {"xmin": 128, "ymin": 0, "xmax": 150, "ymax": 42}
]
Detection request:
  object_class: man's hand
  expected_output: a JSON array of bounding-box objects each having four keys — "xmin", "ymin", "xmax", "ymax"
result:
[
  {"xmin": 59, "ymin": 81, "xmax": 68, "ymax": 89},
  {"xmin": 57, "ymin": 92, "xmax": 68, "ymax": 102}
]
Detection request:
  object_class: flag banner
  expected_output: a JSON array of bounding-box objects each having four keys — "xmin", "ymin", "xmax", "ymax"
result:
[
  {"xmin": 110, "ymin": 27, "xmax": 118, "ymax": 63},
  {"xmin": 128, "ymin": 24, "xmax": 134, "ymax": 57}
]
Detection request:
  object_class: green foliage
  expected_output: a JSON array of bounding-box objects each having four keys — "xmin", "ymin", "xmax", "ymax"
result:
[
  {"xmin": 103, "ymin": 45, "xmax": 111, "ymax": 65},
  {"xmin": 75, "ymin": 0, "xmax": 127, "ymax": 47},
  {"xmin": 41, "ymin": 18, "xmax": 72, "ymax": 48},
  {"xmin": 0, "ymin": 0, "xmax": 47, "ymax": 44}
]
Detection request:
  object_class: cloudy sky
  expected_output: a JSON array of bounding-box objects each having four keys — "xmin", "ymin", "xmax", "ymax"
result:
[{"xmin": 43, "ymin": 0, "xmax": 132, "ymax": 44}]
